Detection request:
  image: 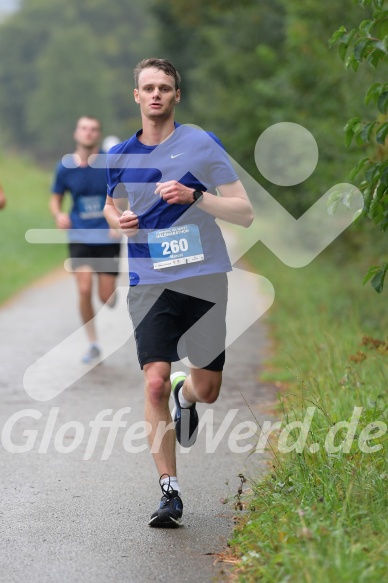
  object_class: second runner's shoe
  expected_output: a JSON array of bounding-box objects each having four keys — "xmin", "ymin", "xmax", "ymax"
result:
[{"xmin": 81, "ymin": 344, "xmax": 101, "ymax": 365}]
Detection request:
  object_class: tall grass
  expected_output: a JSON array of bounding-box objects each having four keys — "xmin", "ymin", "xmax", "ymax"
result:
[
  {"xmin": 0, "ymin": 152, "xmax": 66, "ymax": 304},
  {"xmin": 229, "ymin": 231, "xmax": 388, "ymax": 582}
]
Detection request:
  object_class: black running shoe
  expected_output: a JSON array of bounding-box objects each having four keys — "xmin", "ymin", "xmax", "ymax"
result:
[
  {"xmin": 149, "ymin": 474, "xmax": 183, "ymax": 528},
  {"xmin": 171, "ymin": 371, "xmax": 199, "ymax": 447}
]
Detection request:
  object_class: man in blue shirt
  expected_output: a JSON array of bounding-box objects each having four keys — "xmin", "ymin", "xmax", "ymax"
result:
[
  {"xmin": 51, "ymin": 116, "xmax": 121, "ymax": 364},
  {"xmin": 104, "ymin": 59, "xmax": 253, "ymax": 527}
]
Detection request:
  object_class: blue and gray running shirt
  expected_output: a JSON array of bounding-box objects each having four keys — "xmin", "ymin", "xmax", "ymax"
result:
[{"xmin": 106, "ymin": 124, "xmax": 239, "ymax": 286}]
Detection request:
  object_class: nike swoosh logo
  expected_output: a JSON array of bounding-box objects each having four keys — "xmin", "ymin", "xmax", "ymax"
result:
[{"xmin": 171, "ymin": 153, "xmax": 184, "ymax": 159}]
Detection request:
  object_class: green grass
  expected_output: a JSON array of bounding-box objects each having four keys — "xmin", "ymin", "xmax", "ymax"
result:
[
  {"xmin": 228, "ymin": 229, "xmax": 388, "ymax": 582},
  {"xmin": 0, "ymin": 151, "xmax": 66, "ymax": 304}
]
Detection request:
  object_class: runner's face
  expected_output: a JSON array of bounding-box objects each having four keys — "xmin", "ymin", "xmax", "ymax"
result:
[
  {"xmin": 134, "ymin": 68, "xmax": 180, "ymax": 120},
  {"xmin": 74, "ymin": 118, "xmax": 101, "ymax": 149}
]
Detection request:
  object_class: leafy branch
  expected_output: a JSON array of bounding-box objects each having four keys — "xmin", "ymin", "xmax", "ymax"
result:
[{"xmin": 330, "ymin": 0, "xmax": 388, "ymax": 292}]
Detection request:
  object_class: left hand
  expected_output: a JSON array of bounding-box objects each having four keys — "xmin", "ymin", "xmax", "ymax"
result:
[
  {"xmin": 108, "ymin": 227, "xmax": 122, "ymax": 240},
  {"xmin": 155, "ymin": 181, "xmax": 193, "ymax": 205}
]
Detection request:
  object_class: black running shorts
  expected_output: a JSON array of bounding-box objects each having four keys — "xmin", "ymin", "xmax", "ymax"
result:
[
  {"xmin": 127, "ymin": 273, "xmax": 228, "ymax": 371},
  {"xmin": 69, "ymin": 242, "xmax": 121, "ymax": 276}
]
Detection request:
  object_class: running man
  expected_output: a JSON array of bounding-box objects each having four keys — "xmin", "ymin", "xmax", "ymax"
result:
[
  {"xmin": 51, "ymin": 116, "xmax": 121, "ymax": 364},
  {"xmin": 104, "ymin": 59, "xmax": 253, "ymax": 527}
]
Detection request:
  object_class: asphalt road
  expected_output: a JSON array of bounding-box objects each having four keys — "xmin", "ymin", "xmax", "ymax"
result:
[{"xmin": 0, "ymin": 252, "xmax": 277, "ymax": 583}]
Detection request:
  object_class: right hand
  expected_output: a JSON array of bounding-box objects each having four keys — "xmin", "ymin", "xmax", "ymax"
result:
[
  {"xmin": 118, "ymin": 210, "xmax": 139, "ymax": 238},
  {"xmin": 55, "ymin": 212, "xmax": 71, "ymax": 229}
]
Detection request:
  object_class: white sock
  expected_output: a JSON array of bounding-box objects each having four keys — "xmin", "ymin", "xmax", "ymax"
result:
[
  {"xmin": 178, "ymin": 384, "xmax": 194, "ymax": 408},
  {"xmin": 161, "ymin": 475, "xmax": 181, "ymax": 494}
]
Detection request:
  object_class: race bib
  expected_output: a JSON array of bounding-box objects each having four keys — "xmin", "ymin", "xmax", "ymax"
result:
[
  {"xmin": 148, "ymin": 224, "xmax": 204, "ymax": 269},
  {"xmin": 78, "ymin": 195, "xmax": 105, "ymax": 219}
]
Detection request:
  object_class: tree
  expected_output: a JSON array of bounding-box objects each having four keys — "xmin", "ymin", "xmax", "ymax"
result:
[
  {"xmin": 331, "ymin": 0, "xmax": 388, "ymax": 291},
  {"xmin": 152, "ymin": 0, "xmax": 370, "ymax": 218},
  {"xmin": 0, "ymin": 0, "xmax": 157, "ymax": 160},
  {"xmin": 27, "ymin": 25, "xmax": 113, "ymax": 157}
]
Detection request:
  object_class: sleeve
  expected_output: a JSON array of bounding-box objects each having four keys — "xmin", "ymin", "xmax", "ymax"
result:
[
  {"xmin": 106, "ymin": 155, "xmax": 127, "ymax": 199},
  {"xmin": 205, "ymin": 132, "xmax": 239, "ymax": 189},
  {"xmin": 51, "ymin": 162, "xmax": 66, "ymax": 195}
]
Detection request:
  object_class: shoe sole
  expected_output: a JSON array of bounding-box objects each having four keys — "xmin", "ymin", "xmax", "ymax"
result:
[
  {"xmin": 82, "ymin": 350, "xmax": 103, "ymax": 365},
  {"xmin": 149, "ymin": 515, "xmax": 182, "ymax": 528},
  {"xmin": 170, "ymin": 371, "xmax": 187, "ymax": 421},
  {"xmin": 170, "ymin": 371, "xmax": 187, "ymax": 392},
  {"xmin": 170, "ymin": 372, "xmax": 199, "ymax": 447}
]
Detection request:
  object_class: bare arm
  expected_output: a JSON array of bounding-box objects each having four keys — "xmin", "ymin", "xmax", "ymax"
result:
[
  {"xmin": 0, "ymin": 185, "xmax": 6, "ymax": 210},
  {"xmin": 50, "ymin": 193, "xmax": 71, "ymax": 229},
  {"xmin": 154, "ymin": 179, "xmax": 254, "ymax": 227},
  {"xmin": 198, "ymin": 181, "xmax": 253, "ymax": 227},
  {"xmin": 104, "ymin": 195, "xmax": 139, "ymax": 237}
]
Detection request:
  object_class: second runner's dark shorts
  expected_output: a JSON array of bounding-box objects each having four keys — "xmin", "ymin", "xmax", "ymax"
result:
[{"xmin": 69, "ymin": 242, "xmax": 121, "ymax": 276}]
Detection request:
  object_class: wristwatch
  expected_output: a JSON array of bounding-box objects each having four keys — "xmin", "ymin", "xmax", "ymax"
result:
[{"xmin": 192, "ymin": 189, "xmax": 203, "ymax": 203}]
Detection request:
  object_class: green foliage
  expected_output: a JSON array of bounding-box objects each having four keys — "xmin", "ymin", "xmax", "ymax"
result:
[
  {"xmin": 0, "ymin": 150, "xmax": 66, "ymax": 304},
  {"xmin": 26, "ymin": 25, "xmax": 114, "ymax": 156},
  {"xmin": 0, "ymin": 0, "xmax": 157, "ymax": 160},
  {"xmin": 363, "ymin": 262, "xmax": 388, "ymax": 291},
  {"xmin": 152, "ymin": 0, "xmax": 374, "ymax": 218},
  {"xmin": 228, "ymin": 242, "xmax": 388, "ymax": 582},
  {"xmin": 0, "ymin": 0, "xmax": 380, "ymax": 222},
  {"xmin": 331, "ymin": 0, "xmax": 388, "ymax": 291}
]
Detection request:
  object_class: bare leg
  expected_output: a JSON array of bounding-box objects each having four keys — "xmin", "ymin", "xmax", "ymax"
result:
[
  {"xmin": 97, "ymin": 272, "xmax": 117, "ymax": 306},
  {"xmin": 182, "ymin": 368, "xmax": 222, "ymax": 405},
  {"xmin": 74, "ymin": 268, "xmax": 96, "ymax": 344},
  {"xmin": 143, "ymin": 361, "xmax": 176, "ymax": 477}
]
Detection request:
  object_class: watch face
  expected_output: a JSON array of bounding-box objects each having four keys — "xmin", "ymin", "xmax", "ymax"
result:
[{"xmin": 194, "ymin": 190, "xmax": 203, "ymax": 201}]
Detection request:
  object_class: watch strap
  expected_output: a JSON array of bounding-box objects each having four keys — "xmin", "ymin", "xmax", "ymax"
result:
[{"xmin": 192, "ymin": 189, "xmax": 203, "ymax": 203}]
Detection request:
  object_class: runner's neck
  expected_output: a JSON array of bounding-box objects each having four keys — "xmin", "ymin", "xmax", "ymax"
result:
[
  {"xmin": 138, "ymin": 118, "xmax": 176, "ymax": 146},
  {"xmin": 74, "ymin": 146, "xmax": 99, "ymax": 167}
]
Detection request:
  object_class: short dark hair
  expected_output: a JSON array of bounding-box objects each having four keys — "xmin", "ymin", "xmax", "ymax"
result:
[
  {"xmin": 134, "ymin": 58, "xmax": 181, "ymax": 90},
  {"xmin": 76, "ymin": 116, "xmax": 102, "ymax": 131}
]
